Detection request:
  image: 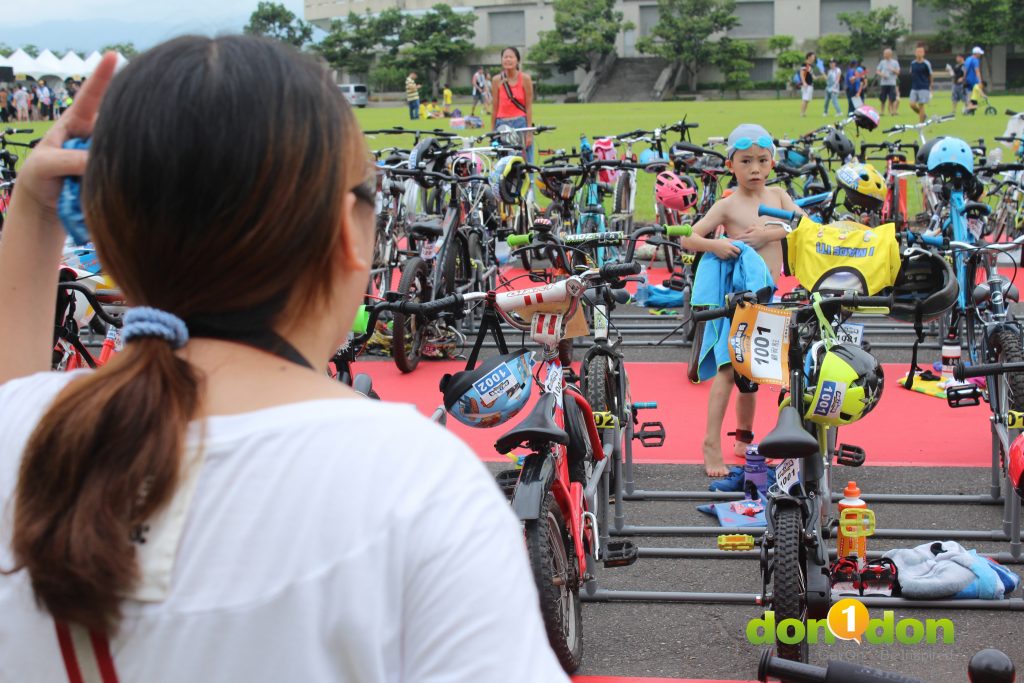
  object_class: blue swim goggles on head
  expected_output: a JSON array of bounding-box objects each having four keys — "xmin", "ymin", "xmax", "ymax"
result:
[{"xmin": 732, "ymin": 135, "xmax": 774, "ymax": 152}]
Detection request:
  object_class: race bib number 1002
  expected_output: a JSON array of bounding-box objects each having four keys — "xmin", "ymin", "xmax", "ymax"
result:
[{"xmin": 728, "ymin": 303, "xmax": 792, "ymax": 386}]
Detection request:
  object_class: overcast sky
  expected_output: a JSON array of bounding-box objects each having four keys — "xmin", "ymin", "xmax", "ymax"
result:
[{"xmin": 1, "ymin": 0, "xmax": 308, "ymax": 53}]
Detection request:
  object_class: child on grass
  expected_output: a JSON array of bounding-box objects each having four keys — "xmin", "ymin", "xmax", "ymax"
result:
[
  {"xmin": 966, "ymin": 80, "xmax": 986, "ymax": 115},
  {"xmin": 685, "ymin": 124, "xmax": 804, "ymax": 476}
]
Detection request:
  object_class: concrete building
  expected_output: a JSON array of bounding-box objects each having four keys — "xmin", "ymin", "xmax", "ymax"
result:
[{"xmin": 305, "ymin": 0, "xmax": 1010, "ymax": 92}]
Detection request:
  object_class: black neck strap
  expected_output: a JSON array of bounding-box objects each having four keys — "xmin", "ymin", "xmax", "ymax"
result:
[{"xmin": 185, "ymin": 302, "xmax": 314, "ymax": 370}]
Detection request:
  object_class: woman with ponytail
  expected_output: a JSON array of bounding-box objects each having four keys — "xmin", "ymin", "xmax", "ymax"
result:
[{"xmin": 0, "ymin": 36, "xmax": 567, "ymax": 682}]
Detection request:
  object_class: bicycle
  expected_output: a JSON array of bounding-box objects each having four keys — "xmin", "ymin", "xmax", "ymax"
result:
[
  {"xmin": 508, "ymin": 224, "xmax": 691, "ymax": 487},
  {"xmin": 986, "ymin": 134, "xmax": 1024, "ymax": 241},
  {"xmin": 387, "ymin": 263, "xmax": 644, "ymax": 672},
  {"xmin": 895, "ymin": 151, "xmax": 1024, "ymax": 387},
  {"xmin": 368, "ymin": 148, "xmax": 413, "ymax": 298},
  {"xmin": 694, "ymin": 285, "xmax": 892, "ymax": 662},
  {"xmin": 0, "ymin": 127, "xmax": 37, "ymax": 234},
  {"xmin": 881, "ymin": 115, "xmax": 954, "ymax": 225},
  {"xmin": 606, "ymin": 118, "xmax": 701, "ymax": 234},
  {"xmin": 860, "ymin": 135, "xmax": 919, "ymax": 230},
  {"xmin": 53, "ymin": 279, "xmax": 125, "ymax": 371},
  {"xmin": 388, "ymin": 156, "xmax": 497, "ymax": 373},
  {"xmin": 759, "ymin": 646, "xmax": 1015, "ymax": 683}
]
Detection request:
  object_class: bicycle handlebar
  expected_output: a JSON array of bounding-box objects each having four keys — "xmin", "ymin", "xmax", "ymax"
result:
[
  {"xmin": 670, "ymin": 139, "xmax": 725, "ymax": 160},
  {"xmin": 388, "ymin": 167, "xmax": 487, "ymax": 184},
  {"xmin": 758, "ymin": 205, "xmax": 797, "ymax": 221},
  {"xmin": 692, "ymin": 292, "xmax": 894, "ymax": 324},
  {"xmin": 59, "ymin": 283, "xmax": 124, "ymax": 328},
  {"xmin": 759, "ymin": 650, "xmax": 928, "ymax": 683},
  {"xmin": 955, "ymin": 361, "xmax": 1024, "ymax": 380}
]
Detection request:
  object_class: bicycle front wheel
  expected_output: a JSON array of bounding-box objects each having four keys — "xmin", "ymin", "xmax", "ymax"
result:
[
  {"xmin": 991, "ymin": 328, "xmax": 1024, "ymax": 412},
  {"xmin": 770, "ymin": 505, "xmax": 809, "ymax": 662},
  {"xmin": 613, "ymin": 172, "xmax": 634, "ymax": 235},
  {"xmin": 525, "ymin": 490, "xmax": 583, "ymax": 672},
  {"xmin": 392, "ymin": 257, "xmax": 430, "ymax": 373}
]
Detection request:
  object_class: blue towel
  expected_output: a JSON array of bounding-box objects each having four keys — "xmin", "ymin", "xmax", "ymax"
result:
[{"xmin": 691, "ymin": 243, "xmax": 776, "ymax": 382}]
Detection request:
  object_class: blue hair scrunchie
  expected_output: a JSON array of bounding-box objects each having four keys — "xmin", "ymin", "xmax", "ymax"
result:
[{"xmin": 122, "ymin": 307, "xmax": 189, "ymax": 349}]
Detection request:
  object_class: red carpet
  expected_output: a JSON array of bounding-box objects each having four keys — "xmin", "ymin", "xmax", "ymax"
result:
[
  {"xmin": 574, "ymin": 678, "xmax": 751, "ymax": 682},
  {"xmin": 364, "ymin": 361, "xmax": 991, "ymax": 468}
]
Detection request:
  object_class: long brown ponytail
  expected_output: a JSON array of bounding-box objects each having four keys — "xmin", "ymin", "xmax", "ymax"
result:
[{"xmin": 9, "ymin": 35, "xmax": 367, "ymax": 633}]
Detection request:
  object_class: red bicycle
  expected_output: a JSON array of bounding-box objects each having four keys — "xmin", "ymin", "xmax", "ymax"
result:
[{"xmin": 372, "ymin": 263, "xmax": 642, "ymax": 672}]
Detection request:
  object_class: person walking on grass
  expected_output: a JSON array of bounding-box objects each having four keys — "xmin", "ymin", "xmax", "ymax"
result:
[
  {"xmin": 491, "ymin": 46, "xmax": 535, "ymax": 163},
  {"xmin": 963, "ymin": 46, "xmax": 984, "ymax": 114},
  {"xmin": 951, "ymin": 53, "xmax": 967, "ymax": 115},
  {"xmin": 875, "ymin": 48, "xmax": 901, "ymax": 116},
  {"xmin": 799, "ymin": 52, "xmax": 817, "ymax": 117},
  {"xmin": 824, "ymin": 59, "xmax": 843, "ymax": 117},
  {"xmin": 908, "ymin": 44, "xmax": 933, "ymax": 124},
  {"xmin": 405, "ymin": 70, "xmax": 420, "ymax": 121},
  {"xmin": 471, "ymin": 65, "xmax": 490, "ymax": 116}
]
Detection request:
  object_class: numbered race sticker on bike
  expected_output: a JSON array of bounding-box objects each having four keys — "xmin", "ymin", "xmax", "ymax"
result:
[
  {"xmin": 728, "ymin": 303, "xmax": 791, "ymax": 386},
  {"xmin": 836, "ymin": 322, "xmax": 864, "ymax": 346},
  {"xmin": 776, "ymin": 458, "xmax": 801, "ymax": 495},
  {"xmin": 472, "ymin": 362, "xmax": 517, "ymax": 403}
]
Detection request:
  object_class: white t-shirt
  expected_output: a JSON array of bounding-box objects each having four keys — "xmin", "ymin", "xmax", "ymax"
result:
[{"xmin": 0, "ymin": 372, "xmax": 569, "ymax": 683}]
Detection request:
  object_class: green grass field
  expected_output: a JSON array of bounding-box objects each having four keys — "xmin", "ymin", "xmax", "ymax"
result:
[
  {"xmin": 11, "ymin": 94, "xmax": 1024, "ymax": 222},
  {"xmin": 356, "ymin": 95, "xmax": 1024, "ymax": 221}
]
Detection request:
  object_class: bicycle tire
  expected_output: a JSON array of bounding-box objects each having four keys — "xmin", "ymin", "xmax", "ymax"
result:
[
  {"xmin": 770, "ymin": 504, "xmax": 809, "ymax": 662},
  {"xmin": 991, "ymin": 328, "xmax": 1024, "ymax": 412},
  {"xmin": 583, "ymin": 354, "xmax": 617, "ymax": 486},
  {"xmin": 613, "ymin": 173, "xmax": 634, "ymax": 235},
  {"xmin": 370, "ymin": 214, "xmax": 395, "ymax": 296},
  {"xmin": 515, "ymin": 205, "xmax": 533, "ymax": 272},
  {"xmin": 392, "ymin": 257, "xmax": 430, "ymax": 374},
  {"xmin": 524, "ymin": 490, "xmax": 583, "ymax": 673}
]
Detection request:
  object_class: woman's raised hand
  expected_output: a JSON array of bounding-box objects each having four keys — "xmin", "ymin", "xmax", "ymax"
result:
[{"xmin": 11, "ymin": 52, "xmax": 119, "ymax": 225}]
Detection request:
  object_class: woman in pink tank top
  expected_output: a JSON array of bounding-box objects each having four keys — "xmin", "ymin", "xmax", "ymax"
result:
[{"xmin": 491, "ymin": 46, "xmax": 535, "ymax": 162}]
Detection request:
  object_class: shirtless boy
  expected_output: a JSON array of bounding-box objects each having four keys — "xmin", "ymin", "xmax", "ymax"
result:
[{"xmin": 684, "ymin": 123, "xmax": 804, "ymax": 476}]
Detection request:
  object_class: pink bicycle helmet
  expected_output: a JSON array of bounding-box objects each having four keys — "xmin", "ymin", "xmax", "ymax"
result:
[
  {"xmin": 853, "ymin": 105, "xmax": 881, "ymax": 131},
  {"xmin": 655, "ymin": 171, "xmax": 697, "ymax": 212}
]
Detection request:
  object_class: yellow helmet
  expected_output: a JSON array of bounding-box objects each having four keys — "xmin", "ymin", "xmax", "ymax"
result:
[{"xmin": 836, "ymin": 162, "xmax": 886, "ymax": 212}]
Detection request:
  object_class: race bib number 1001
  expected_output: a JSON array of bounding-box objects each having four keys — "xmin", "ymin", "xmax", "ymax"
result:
[{"xmin": 728, "ymin": 303, "xmax": 791, "ymax": 386}]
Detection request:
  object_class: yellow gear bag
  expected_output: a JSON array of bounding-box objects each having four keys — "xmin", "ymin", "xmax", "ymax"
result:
[{"xmin": 783, "ymin": 218, "xmax": 900, "ymax": 295}]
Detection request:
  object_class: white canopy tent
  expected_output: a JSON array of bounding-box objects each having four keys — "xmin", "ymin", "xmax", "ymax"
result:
[
  {"xmin": 82, "ymin": 52, "xmax": 102, "ymax": 71},
  {"xmin": 1, "ymin": 49, "xmax": 127, "ymax": 83},
  {"xmin": 6, "ymin": 49, "xmax": 38, "ymax": 78},
  {"xmin": 60, "ymin": 52, "xmax": 89, "ymax": 80}
]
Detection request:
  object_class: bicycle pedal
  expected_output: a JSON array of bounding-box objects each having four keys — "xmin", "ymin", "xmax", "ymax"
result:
[
  {"xmin": 860, "ymin": 558, "xmax": 898, "ymax": 596},
  {"xmin": 829, "ymin": 556, "xmax": 861, "ymax": 594},
  {"xmin": 602, "ymin": 539, "xmax": 639, "ymax": 568},
  {"xmin": 494, "ymin": 469, "xmax": 520, "ymax": 500},
  {"xmin": 946, "ymin": 382, "xmax": 983, "ymax": 408},
  {"xmin": 834, "ymin": 443, "xmax": 866, "ymax": 467},
  {"xmin": 717, "ymin": 534, "xmax": 755, "ymax": 551},
  {"xmin": 634, "ymin": 421, "xmax": 665, "ymax": 447}
]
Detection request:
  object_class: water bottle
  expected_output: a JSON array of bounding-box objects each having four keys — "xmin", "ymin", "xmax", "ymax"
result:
[
  {"xmin": 495, "ymin": 239, "xmax": 511, "ymax": 266},
  {"xmin": 634, "ymin": 265, "xmax": 650, "ymax": 306},
  {"xmin": 836, "ymin": 481, "xmax": 868, "ymax": 569},
  {"xmin": 743, "ymin": 445, "xmax": 768, "ymax": 500},
  {"xmin": 941, "ymin": 340, "xmax": 961, "ymax": 383}
]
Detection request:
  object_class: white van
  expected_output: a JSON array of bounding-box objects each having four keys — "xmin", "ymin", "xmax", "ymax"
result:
[{"xmin": 339, "ymin": 83, "xmax": 369, "ymax": 108}]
